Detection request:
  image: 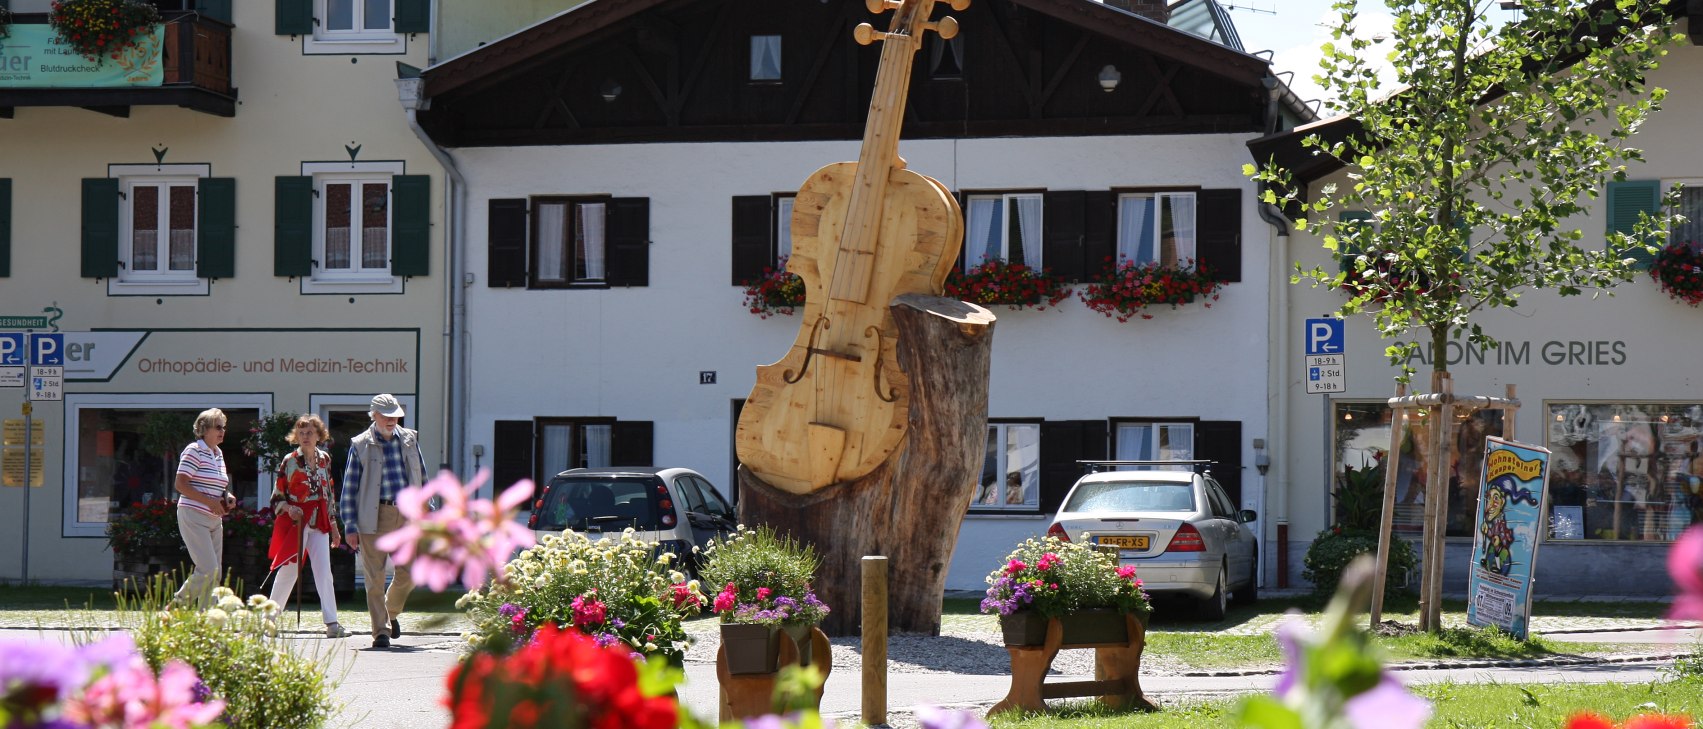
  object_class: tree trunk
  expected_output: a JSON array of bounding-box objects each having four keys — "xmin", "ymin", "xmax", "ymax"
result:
[{"xmin": 738, "ymin": 294, "xmax": 995, "ymax": 636}]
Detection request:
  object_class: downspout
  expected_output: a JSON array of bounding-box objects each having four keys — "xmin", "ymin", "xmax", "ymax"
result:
[
  {"xmin": 397, "ymin": 75, "xmax": 469, "ymax": 481},
  {"xmin": 1256, "ymin": 75, "xmax": 1292, "ymax": 587},
  {"xmin": 427, "ymin": 0, "xmax": 441, "ymax": 65}
]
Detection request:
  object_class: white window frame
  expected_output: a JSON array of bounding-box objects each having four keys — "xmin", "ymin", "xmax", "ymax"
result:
[
  {"xmin": 972, "ymin": 422, "xmax": 1041, "ymax": 512},
  {"xmin": 304, "ymin": 0, "xmax": 405, "ymax": 55},
  {"xmin": 62, "ymin": 393, "xmax": 273, "ymax": 537},
  {"xmin": 963, "ymin": 192, "xmax": 1043, "ymax": 272},
  {"xmin": 303, "ymin": 161, "xmax": 404, "ymax": 294},
  {"xmin": 1666, "ymin": 177, "xmax": 1703, "ymax": 249},
  {"xmin": 107, "ymin": 164, "xmax": 211, "ymax": 296},
  {"xmin": 775, "ymin": 193, "xmax": 795, "ymax": 262},
  {"xmin": 1116, "ymin": 191, "xmax": 1198, "ymax": 268}
]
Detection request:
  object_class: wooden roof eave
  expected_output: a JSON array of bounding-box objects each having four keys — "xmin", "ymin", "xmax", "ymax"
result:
[{"xmin": 1011, "ymin": 0, "xmax": 1272, "ymax": 84}]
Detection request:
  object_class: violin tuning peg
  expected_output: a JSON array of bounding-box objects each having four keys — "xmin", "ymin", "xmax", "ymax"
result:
[
  {"xmin": 925, "ymin": 16, "xmax": 959, "ymax": 40},
  {"xmin": 946, "ymin": 0, "xmax": 971, "ymax": 10},
  {"xmin": 853, "ymin": 22, "xmax": 885, "ymax": 46},
  {"xmin": 865, "ymin": 0, "xmax": 900, "ymax": 13}
]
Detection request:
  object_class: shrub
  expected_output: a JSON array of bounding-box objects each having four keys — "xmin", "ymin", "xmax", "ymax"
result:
[
  {"xmin": 116, "ymin": 583, "xmax": 341, "ymax": 729},
  {"xmin": 1333, "ymin": 454, "xmax": 1387, "ymax": 532},
  {"xmin": 108, "ymin": 499, "xmax": 273, "ymax": 558},
  {"xmin": 740, "ymin": 257, "xmax": 807, "ymax": 318},
  {"xmin": 49, "ymin": 0, "xmax": 160, "ymax": 62},
  {"xmin": 1079, "ymin": 257, "xmax": 1223, "ymax": 322},
  {"xmin": 458, "ymin": 529, "xmax": 704, "ymax": 664},
  {"xmin": 241, "ymin": 410, "xmax": 302, "ymax": 468},
  {"xmin": 944, "ymin": 257, "xmax": 1072, "ymax": 311},
  {"xmin": 1302, "ymin": 527, "xmax": 1417, "ymax": 600},
  {"xmin": 698, "ymin": 525, "xmax": 829, "ymax": 627},
  {"xmin": 979, "ymin": 535, "xmax": 1152, "ymax": 619}
]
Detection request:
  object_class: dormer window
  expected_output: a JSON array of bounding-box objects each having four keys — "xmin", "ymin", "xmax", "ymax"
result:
[{"xmin": 750, "ymin": 35, "xmax": 781, "ymax": 81}]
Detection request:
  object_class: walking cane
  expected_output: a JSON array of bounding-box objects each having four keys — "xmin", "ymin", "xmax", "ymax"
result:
[{"xmin": 295, "ymin": 502, "xmax": 311, "ymax": 627}]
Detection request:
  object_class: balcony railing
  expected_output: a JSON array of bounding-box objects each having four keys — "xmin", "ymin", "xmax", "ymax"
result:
[{"xmin": 0, "ymin": 11, "xmax": 237, "ymax": 117}]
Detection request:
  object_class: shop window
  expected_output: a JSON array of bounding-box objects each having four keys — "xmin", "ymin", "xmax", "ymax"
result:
[
  {"xmin": 1116, "ymin": 191, "xmax": 1196, "ymax": 268},
  {"xmin": 1546, "ymin": 402, "xmax": 1703, "ymax": 542},
  {"xmin": 972, "ymin": 422, "xmax": 1040, "ymax": 511},
  {"xmin": 66, "ymin": 398, "xmax": 263, "ymax": 536},
  {"xmin": 1332, "ymin": 401, "xmax": 1505, "ymax": 539},
  {"xmin": 964, "ymin": 193, "xmax": 1042, "ymax": 272}
]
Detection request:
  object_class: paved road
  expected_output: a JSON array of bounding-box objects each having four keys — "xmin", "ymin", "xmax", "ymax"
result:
[{"xmin": 5, "ymin": 626, "xmax": 1691, "ymax": 728}]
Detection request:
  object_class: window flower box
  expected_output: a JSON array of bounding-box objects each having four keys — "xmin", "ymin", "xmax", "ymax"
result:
[
  {"xmin": 1080, "ymin": 257, "xmax": 1222, "ymax": 322},
  {"xmin": 945, "ymin": 258, "xmax": 1071, "ymax": 311},
  {"xmin": 49, "ymin": 0, "xmax": 160, "ymax": 63},
  {"xmin": 741, "ymin": 257, "xmax": 806, "ymax": 318},
  {"xmin": 1651, "ymin": 242, "xmax": 1703, "ymax": 307}
]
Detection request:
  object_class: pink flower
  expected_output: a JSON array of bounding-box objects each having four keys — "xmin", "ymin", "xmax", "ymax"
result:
[
  {"xmin": 714, "ymin": 584, "xmax": 738, "ymax": 613},
  {"xmin": 1669, "ymin": 525, "xmax": 1703, "ymax": 622},
  {"xmin": 64, "ymin": 658, "xmax": 225, "ymax": 729},
  {"xmin": 375, "ymin": 469, "xmax": 537, "ymax": 592},
  {"xmin": 671, "ymin": 582, "xmax": 701, "ymax": 608},
  {"xmin": 1005, "ymin": 559, "xmax": 1027, "ymax": 575},
  {"xmin": 1116, "ymin": 564, "xmax": 1138, "ymax": 580},
  {"xmin": 1037, "ymin": 553, "xmax": 1060, "ymax": 571},
  {"xmin": 755, "ymin": 587, "xmax": 772, "ymax": 602},
  {"xmin": 571, "ymin": 594, "xmax": 607, "ymax": 629}
]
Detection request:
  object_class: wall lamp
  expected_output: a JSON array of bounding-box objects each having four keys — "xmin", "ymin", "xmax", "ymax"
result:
[
  {"xmin": 600, "ymin": 79, "xmax": 623, "ymax": 103},
  {"xmin": 1098, "ymin": 64, "xmax": 1121, "ymax": 93}
]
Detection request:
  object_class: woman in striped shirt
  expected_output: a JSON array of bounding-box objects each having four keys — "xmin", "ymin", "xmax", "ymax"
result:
[{"xmin": 173, "ymin": 408, "xmax": 237, "ymax": 607}]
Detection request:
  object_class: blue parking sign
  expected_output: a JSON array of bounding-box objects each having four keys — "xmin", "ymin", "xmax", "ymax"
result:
[
  {"xmin": 1304, "ymin": 318, "xmax": 1344, "ymax": 356},
  {"xmin": 30, "ymin": 333, "xmax": 64, "ymax": 366},
  {"xmin": 0, "ymin": 333, "xmax": 23, "ymax": 366}
]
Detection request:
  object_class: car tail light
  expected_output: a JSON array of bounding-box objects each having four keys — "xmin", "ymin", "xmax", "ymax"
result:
[
  {"xmin": 1166, "ymin": 523, "xmax": 1205, "ymax": 552},
  {"xmin": 533, "ymin": 499, "xmax": 543, "ymax": 509},
  {"xmin": 661, "ymin": 513, "xmax": 676, "ymax": 527},
  {"xmin": 527, "ymin": 512, "xmax": 538, "ymax": 528},
  {"xmin": 1046, "ymin": 522, "xmax": 1070, "ymax": 542}
]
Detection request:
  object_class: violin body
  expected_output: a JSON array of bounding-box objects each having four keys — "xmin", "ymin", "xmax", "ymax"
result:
[{"xmin": 736, "ymin": 162, "xmax": 962, "ymax": 494}]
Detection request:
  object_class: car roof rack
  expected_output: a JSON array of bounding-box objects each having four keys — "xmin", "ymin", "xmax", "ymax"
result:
[{"xmin": 1076, "ymin": 459, "xmax": 1215, "ymax": 475}]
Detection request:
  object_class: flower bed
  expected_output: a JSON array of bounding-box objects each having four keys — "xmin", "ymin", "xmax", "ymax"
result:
[
  {"xmin": 980, "ymin": 535, "xmax": 1150, "ymax": 619},
  {"xmin": 1651, "ymin": 242, "xmax": 1703, "ymax": 307},
  {"xmin": 741, "ymin": 257, "xmax": 807, "ymax": 318},
  {"xmin": 458, "ymin": 529, "xmax": 703, "ymax": 665},
  {"xmin": 49, "ymin": 0, "xmax": 159, "ymax": 62},
  {"xmin": 944, "ymin": 258, "xmax": 1071, "ymax": 311},
  {"xmin": 1079, "ymin": 258, "xmax": 1222, "ymax": 322},
  {"xmin": 108, "ymin": 499, "xmax": 276, "ymax": 594}
]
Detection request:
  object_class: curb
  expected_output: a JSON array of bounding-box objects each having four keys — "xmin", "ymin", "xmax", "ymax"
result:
[
  {"xmin": 1182, "ymin": 651, "xmax": 1697, "ymax": 678},
  {"xmin": 1537, "ymin": 622, "xmax": 1703, "ymax": 635}
]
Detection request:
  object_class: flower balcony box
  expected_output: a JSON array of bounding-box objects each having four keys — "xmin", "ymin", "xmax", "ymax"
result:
[
  {"xmin": 945, "ymin": 258, "xmax": 1071, "ymax": 311},
  {"xmin": 1651, "ymin": 242, "xmax": 1703, "ymax": 307},
  {"xmin": 998, "ymin": 608, "xmax": 1132, "ymax": 648}
]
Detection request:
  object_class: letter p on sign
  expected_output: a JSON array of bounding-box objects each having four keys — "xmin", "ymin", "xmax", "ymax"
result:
[
  {"xmin": 0, "ymin": 333, "xmax": 22, "ymax": 366},
  {"xmin": 1304, "ymin": 318, "xmax": 1344, "ymax": 356},
  {"xmin": 30, "ymin": 333, "xmax": 64, "ymax": 366}
]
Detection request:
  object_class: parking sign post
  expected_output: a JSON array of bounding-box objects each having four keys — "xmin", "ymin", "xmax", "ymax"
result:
[{"xmin": 1303, "ymin": 318, "xmax": 1346, "ymax": 394}]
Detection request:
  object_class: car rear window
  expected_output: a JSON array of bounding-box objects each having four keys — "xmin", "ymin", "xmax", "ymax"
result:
[
  {"xmin": 535, "ymin": 476, "xmax": 663, "ymax": 532},
  {"xmin": 1064, "ymin": 482, "xmax": 1196, "ymax": 513}
]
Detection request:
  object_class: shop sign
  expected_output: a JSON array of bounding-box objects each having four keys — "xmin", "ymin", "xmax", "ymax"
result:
[
  {"xmin": 1, "ymin": 447, "xmax": 44, "ymax": 487},
  {"xmin": 0, "ymin": 25, "xmax": 165, "ymax": 89},
  {"xmin": 1466, "ymin": 436, "xmax": 1551, "ymax": 640}
]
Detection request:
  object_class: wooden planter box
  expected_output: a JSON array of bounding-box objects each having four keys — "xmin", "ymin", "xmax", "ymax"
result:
[
  {"xmin": 999, "ymin": 608, "xmax": 1131, "ymax": 647},
  {"xmin": 720, "ymin": 623, "xmax": 782, "ymax": 675}
]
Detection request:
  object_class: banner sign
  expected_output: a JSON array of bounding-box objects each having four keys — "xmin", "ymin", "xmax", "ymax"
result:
[
  {"xmin": 0, "ymin": 24, "xmax": 165, "ymax": 89},
  {"xmin": 1466, "ymin": 436, "xmax": 1551, "ymax": 639}
]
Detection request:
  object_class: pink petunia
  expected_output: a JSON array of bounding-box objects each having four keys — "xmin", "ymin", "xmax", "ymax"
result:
[
  {"xmin": 755, "ymin": 587, "xmax": 772, "ymax": 602},
  {"xmin": 571, "ymin": 594, "xmax": 607, "ymax": 629},
  {"xmin": 65, "ymin": 658, "xmax": 225, "ymax": 729},
  {"xmin": 714, "ymin": 585, "xmax": 738, "ymax": 613},
  {"xmin": 375, "ymin": 469, "xmax": 537, "ymax": 592},
  {"xmin": 1005, "ymin": 559, "xmax": 1027, "ymax": 575},
  {"xmin": 1669, "ymin": 525, "xmax": 1703, "ymax": 622},
  {"xmin": 1116, "ymin": 564, "xmax": 1138, "ymax": 580}
]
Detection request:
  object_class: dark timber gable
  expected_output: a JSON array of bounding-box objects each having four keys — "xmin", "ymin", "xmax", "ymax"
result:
[{"xmin": 417, "ymin": 0, "xmax": 1274, "ymax": 147}]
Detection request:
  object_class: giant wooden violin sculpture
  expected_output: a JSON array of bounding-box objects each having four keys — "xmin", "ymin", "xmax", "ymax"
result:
[{"xmin": 737, "ymin": 0, "xmax": 968, "ymax": 494}]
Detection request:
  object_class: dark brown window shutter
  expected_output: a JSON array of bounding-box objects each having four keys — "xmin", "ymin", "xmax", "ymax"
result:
[
  {"xmin": 1196, "ymin": 188, "xmax": 1242, "ymax": 283},
  {"xmin": 1042, "ymin": 190, "xmax": 1084, "ymax": 282},
  {"xmin": 605, "ymin": 197, "xmax": 649, "ymax": 286},
  {"xmin": 493, "ymin": 420, "xmax": 536, "ymax": 503},
  {"xmin": 1195, "ymin": 420, "xmax": 1243, "ymax": 508},
  {"xmin": 1039, "ymin": 420, "xmax": 1107, "ymax": 513},
  {"xmin": 1083, "ymin": 191, "xmax": 1114, "ymax": 280},
  {"xmin": 487, "ymin": 199, "xmax": 527, "ymax": 288},
  {"xmin": 610, "ymin": 421, "xmax": 654, "ymax": 466},
  {"xmin": 730, "ymin": 195, "xmax": 772, "ymax": 285}
]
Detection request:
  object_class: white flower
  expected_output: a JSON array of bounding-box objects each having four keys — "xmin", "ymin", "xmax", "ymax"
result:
[
  {"xmin": 246, "ymin": 595, "xmax": 268, "ymax": 608},
  {"xmin": 211, "ymin": 586, "xmax": 235, "ymax": 600},
  {"xmin": 217, "ymin": 596, "xmax": 244, "ymax": 613},
  {"xmin": 204, "ymin": 608, "xmax": 229, "ymax": 628}
]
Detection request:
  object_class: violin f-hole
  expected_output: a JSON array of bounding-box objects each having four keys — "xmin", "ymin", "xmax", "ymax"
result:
[
  {"xmin": 784, "ymin": 316, "xmax": 832, "ymax": 384},
  {"xmin": 866, "ymin": 325, "xmax": 899, "ymax": 403}
]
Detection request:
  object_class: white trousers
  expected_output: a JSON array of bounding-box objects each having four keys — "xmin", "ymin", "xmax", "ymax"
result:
[{"xmin": 268, "ymin": 526, "xmax": 338, "ymax": 624}]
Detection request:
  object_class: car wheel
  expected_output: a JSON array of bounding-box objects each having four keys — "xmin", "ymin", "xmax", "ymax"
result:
[
  {"xmin": 1231, "ymin": 547, "xmax": 1259, "ymax": 605},
  {"xmin": 1200, "ymin": 564, "xmax": 1228, "ymax": 622}
]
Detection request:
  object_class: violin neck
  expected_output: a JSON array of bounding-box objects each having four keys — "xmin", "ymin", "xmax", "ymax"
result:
[{"xmin": 829, "ymin": 27, "xmax": 921, "ymax": 305}]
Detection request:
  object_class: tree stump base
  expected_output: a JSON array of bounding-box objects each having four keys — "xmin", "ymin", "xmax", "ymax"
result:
[
  {"xmin": 716, "ymin": 626, "xmax": 832, "ymax": 722},
  {"xmin": 738, "ymin": 295, "xmax": 996, "ymax": 636},
  {"xmin": 988, "ymin": 613, "xmax": 1155, "ymax": 717}
]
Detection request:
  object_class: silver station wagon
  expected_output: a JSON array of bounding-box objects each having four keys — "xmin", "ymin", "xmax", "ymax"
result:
[{"xmin": 1046, "ymin": 460, "xmax": 1258, "ymax": 620}]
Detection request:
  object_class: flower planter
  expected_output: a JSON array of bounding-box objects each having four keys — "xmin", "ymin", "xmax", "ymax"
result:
[
  {"xmin": 781, "ymin": 622, "xmax": 819, "ymax": 668},
  {"xmin": 720, "ymin": 622, "xmax": 782, "ymax": 675},
  {"xmin": 113, "ymin": 552, "xmax": 190, "ymax": 593},
  {"xmin": 999, "ymin": 608, "xmax": 1132, "ymax": 647}
]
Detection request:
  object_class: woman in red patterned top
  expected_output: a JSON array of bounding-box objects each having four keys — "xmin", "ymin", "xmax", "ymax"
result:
[{"xmin": 266, "ymin": 414, "xmax": 348, "ymax": 638}]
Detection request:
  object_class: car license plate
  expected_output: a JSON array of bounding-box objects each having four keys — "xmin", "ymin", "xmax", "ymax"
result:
[{"xmin": 1099, "ymin": 535, "xmax": 1149, "ymax": 550}]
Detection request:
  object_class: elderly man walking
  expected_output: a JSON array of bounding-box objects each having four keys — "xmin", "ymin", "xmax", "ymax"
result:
[{"xmin": 341, "ymin": 393, "xmax": 427, "ymax": 649}]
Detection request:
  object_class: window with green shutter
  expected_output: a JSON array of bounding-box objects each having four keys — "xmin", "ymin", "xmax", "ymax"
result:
[
  {"xmin": 395, "ymin": 0, "xmax": 430, "ymax": 34},
  {"xmin": 81, "ymin": 178, "xmax": 120, "ymax": 279},
  {"xmin": 274, "ymin": 176, "xmax": 313, "ymax": 277},
  {"xmin": 1606, "ymin": 179, "xmax": 1662, "ymax": 269},
  {"xmin": 275, "ymin": 0, "xmax": 311, "ymax": 35},
  {"xmin": 197, "ymin": 177, "xmax": 236, "ymax": 279},
  {"xmin": 0, "ymin": 179, "xmax": 11, "ymax": 279},
  {"xmin": 391, "ymin": 174, "xmax": 431, "ymax": 277}
]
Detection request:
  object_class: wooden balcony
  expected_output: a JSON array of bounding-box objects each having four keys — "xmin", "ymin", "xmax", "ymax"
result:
[{"xmin": 0, "ymin": 12, "xmax": 237, "ymax": 118}]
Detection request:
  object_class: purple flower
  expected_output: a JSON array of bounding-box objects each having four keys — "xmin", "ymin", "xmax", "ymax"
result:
[
  {"xmin": 1342, "ymin": 676, "xmax": 1432, "ymax": 729},
  {"xmin": 0, "ymin": 633, "xmax": 136, "ymax": 709},
  {"xmin": 497, "ymin": 602, "xmax": 521, "ymax": 619},
  {"xmin": 610, "ymin": 617, "xmax": 626, "ymax": 630},
  {"xmin": 916, "ymin": 705, "xmax": 989, "ymax": 729}
]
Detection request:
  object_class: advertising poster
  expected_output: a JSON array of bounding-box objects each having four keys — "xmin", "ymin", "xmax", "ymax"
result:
[
  {"xmin": 0, "ymin": 24, "xmax": 165, "ymax": 89},
  {"xmin": 1466, "ymin": 436, "xmax": 1551, "ymax": 639}
]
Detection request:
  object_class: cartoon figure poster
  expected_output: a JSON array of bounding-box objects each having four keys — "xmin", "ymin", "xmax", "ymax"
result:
[{"xmin": 1466, "ymin": 436, "xmax": 1551, "ymax": 639}]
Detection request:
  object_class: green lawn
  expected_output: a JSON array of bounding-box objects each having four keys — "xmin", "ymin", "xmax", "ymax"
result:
[{"xmin": 984, "ymin": 676, "xmax": 1703, "ymax": 727}]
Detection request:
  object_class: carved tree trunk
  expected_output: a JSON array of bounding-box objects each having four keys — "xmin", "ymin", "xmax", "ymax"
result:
[{"xmin": 738, "ymin": 294, "xmax": 995, "ymax": 636}]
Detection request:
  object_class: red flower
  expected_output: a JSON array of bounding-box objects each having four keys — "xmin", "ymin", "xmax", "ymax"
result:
[
  {"xmin": 1623, "ymin": 716, "xmax": 1694, "ymax": 729},
  {"xmin": 446, "ymin": 624, "xmax": 675, "ymax": 729},
  {"xmin": 1566, "ymin": 714, "xmax": 1618, "ymax": 729}
]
